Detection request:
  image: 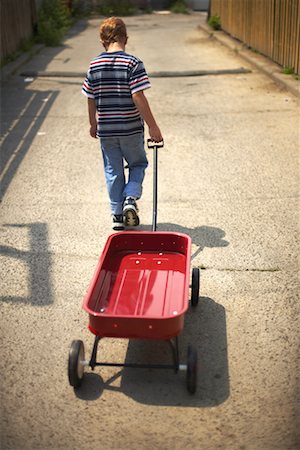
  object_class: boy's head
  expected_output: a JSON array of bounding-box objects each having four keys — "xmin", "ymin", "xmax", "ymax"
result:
[{"xmin": 100, "ymin": 17, "xmax": 128, "ymax": 49}]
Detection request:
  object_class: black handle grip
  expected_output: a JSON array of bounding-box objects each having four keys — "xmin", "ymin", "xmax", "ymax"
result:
[{"xmin": 147, "ymin": 139, "xmax": 164, "ymax": 149}]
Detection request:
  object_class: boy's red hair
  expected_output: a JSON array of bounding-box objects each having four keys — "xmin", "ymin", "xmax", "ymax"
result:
[{"xmin": 100, "ymin": 17, "xmax": 127, "ymax": 47}]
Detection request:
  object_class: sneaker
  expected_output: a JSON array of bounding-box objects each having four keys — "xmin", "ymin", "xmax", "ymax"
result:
[
  {"xmin": 112, "ymin": 214, "xmax": 125, "ymax": 231},
  {"xmin": 123, "ymin": 197, "xmax": 140, "ymax": 227}
]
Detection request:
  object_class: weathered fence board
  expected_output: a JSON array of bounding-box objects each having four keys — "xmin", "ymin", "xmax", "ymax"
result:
[
  {"xmin": 1, "ymin": 0, "xmax": 37, "ymax": 60},
  {"xmin": 211, "ymin": 0, "xmax": 300, "ymax": 74}
]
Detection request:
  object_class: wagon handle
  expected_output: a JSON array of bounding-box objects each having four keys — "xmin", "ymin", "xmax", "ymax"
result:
[
  {"xmin": 147, "ymin": 139, "xmax": 164, "ymax": 231},
  {"xmin": 147, "ymin": 139, "xmax": 164, "ymax": 149}
]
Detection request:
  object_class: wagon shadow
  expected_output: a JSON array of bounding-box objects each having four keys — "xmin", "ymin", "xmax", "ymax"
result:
[
  {"xmin": 139, "ymin": 223, "xmax": 229, "ymax": 260},
  {"xmin": 118, "ymin": 296, "xmax": 229, "ymax": 406},
  {"xmin": 75, "ymin": 296, "xmax": 229, "ymax": 407}
]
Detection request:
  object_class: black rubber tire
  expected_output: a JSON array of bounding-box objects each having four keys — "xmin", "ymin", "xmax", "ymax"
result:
[
  {"xmin": 191, "ymin": 267, "xmax": 200, "ymax": 307},
  {"xmin": 186, "ymin": 345, "xmax": 198, "ymax": 394},
  {"xmin": 68, "ymin": 340, "xmax": 85, "ymax": 388}
]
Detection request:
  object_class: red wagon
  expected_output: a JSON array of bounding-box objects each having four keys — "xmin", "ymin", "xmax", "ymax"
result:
[{"xmin": 68, "ymin": 141, "xmax": 200, "ymax": 393}]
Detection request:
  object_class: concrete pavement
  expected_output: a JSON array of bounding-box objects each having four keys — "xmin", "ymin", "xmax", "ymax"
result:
[{"xmin": 1, "ymin": 12, "xmax": 299, "ymax": 450}]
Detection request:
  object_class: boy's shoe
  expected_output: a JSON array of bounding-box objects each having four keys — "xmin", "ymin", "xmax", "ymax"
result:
[
  {"xmin": 123, "ymin": 197, "xmax": 140, "ymax": 227},
  {"xmin": 112, "ymin": 214, "xmax": 125, "ymax": 231}
]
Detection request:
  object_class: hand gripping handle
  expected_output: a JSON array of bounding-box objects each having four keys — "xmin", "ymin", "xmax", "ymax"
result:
[{"xmin": 147, "ymin": 139, "xmax": 164, "ymax": 149}]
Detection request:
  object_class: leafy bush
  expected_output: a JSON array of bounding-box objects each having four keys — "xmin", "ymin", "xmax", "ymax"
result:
[
  {"xmin": 37, "ymin": 0, "xmax": 71, "ymax": 46},
  {"xmin": 208, "ymin": 15, "xmax": 221, "ymax": 30},
  {"xmin": 98, "ymin": 0, "xmax": 137, "ymax": 16},
  {"xmin": 71, "ymin": 0, "xmax": 92, "ymax": 17},
  {"xmin": 170, "ymin": 0, "xmax": 189, "ymax": 14}
]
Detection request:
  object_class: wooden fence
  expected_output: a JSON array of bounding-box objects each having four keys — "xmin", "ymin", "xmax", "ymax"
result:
[
  {"xmin": 210, "ymin": 0, "xmax": 300, "ymax": 74},
  {"xmin": 1, "ymin": 0, "xmax": 37, "ymax": 59}
]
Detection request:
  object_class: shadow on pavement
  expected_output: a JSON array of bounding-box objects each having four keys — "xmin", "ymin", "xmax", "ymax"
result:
[
  {"xmin": 140, "ymin": 223, "xmax": 229, "ymax": 260},
  {"xmin": 0, "ymin": 222, "xmax": 53, "ymax": 305},
  {"xmin": 75, "ymin": 296, "xmax": 229, "ymax": 407},
  {"xmin": 0, "ymin": 20, "xmax": 89, "ymax": 201},
  {"xmin": 0, "ymin": 87, "xmax": 59, "ymax": 201}
]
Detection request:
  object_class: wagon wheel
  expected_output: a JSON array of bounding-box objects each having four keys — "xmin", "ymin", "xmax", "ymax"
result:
[
  {"xmin": 186, "ymin": 345, "xmax": 198, "ymax": 394},
  {"xmin": 68, "ymin": 340, "xmax": 85, "ymax": 388},
  {"xmin": 191, "ymin": 267, "xmax": 200, "ymax": 307}
]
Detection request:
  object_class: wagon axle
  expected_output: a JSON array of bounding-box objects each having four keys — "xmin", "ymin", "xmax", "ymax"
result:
[{"xmin": 68, "ymin": 334, "xmax": 198, "ymax": 394}]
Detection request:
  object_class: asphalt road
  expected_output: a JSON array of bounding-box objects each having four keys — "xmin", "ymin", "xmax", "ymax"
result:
[{"xmin": 1, "ymin": 12, "xmax": 299, "ymax": 450}]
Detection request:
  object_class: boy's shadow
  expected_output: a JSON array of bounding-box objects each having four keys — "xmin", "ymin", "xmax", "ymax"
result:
[{"xmin": 140, "ymin": 223, "xmax": 229, "ymax": 260}]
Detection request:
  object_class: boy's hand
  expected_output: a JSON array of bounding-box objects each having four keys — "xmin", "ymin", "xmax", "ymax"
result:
[
  {"xmin": 90, "ymin": 123, "xmax": 97, "ymax": 138},
  {"xmin": 149, "ymin": 125, "xmax": 163, "ymax": 143}
]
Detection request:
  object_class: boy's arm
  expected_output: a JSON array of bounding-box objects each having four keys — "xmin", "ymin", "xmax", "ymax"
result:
[
  {"xmin": 88, "ymin": 98, "xmax": 97, "ymax": 138},
  {"xmin": 132, "ymin": 91, "xmax": 163, "ymax": 142}
]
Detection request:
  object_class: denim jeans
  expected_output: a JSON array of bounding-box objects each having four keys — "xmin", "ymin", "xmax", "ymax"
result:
[{"xmin": 100, "ymin": 133, "xmax": 148, "ymax": 215}]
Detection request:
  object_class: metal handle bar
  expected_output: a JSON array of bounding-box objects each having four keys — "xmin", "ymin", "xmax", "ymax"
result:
[
  {"xmin": 147, "ymin": 139, "xmax": 164, "ymax": 149},
  {"xmin": 147, "ymin": 139, "xmax": 164, "ymax": 231}
]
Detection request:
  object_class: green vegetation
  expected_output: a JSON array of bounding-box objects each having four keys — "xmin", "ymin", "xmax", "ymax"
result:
[
  {"xmin": 170, "ymin": 0, "xmax": 189, "ymax": 14},
  {"xmin": 37, "ymin": 0, "xmax": 71, "ymax": 46},
  {"xmin": 283, "ymin": 66, "xmax": 300, "ymax": 80},
  {"xmin": 1, "ymin": 0, "xmax": 74, "ymax": 66},
  {"xmin": 283, "ymin": 65, "xmax": 295, "ymax": 75},
  {"xmin": 71, "ymin": 0, "xmax": 93, "ymax": 18},
  {"xmin": 97, "ymin": 0, "xmax": 137, "ymax": 16},
  {"xmin": 0, "ymin": 36, "xmax": 35, "ymax": 68},
  {"xmin": 208, "ymin": 14, "xmax": 221, "ymax": 30},
  {"xmin": 1, "ymin": 51, "xmax": 19, "ymax": 68}
]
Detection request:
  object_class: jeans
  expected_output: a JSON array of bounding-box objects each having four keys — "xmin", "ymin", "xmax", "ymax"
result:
[{"xmin": 100, "ymin": 133, "xmax": 148, "ymax": 215}]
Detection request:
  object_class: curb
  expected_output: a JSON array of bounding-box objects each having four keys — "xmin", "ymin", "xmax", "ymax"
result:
[
  {"xmin": 198, "ymin": 21, "xmax": 300, "ymax": 99},
  {"xmin": 19, "ymin": 68, "xmax": 252, "ymax": 79}
]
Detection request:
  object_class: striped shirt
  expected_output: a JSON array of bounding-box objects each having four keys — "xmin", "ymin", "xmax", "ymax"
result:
[{"xmin": 82, "ymin": 51, "xmax": 151, "ymax": 137}]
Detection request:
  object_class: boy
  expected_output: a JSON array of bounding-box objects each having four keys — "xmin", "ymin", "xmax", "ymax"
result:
[{"xmin": 82, "ymin": 17, "xmax": 163, "ymax": 230}]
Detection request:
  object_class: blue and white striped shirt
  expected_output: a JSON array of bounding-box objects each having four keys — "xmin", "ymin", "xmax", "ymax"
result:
[{"xmin": 82, "ymin": 51, "xmax": 151, "ymax": 137}]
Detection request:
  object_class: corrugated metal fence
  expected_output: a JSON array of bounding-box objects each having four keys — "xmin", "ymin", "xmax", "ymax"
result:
[
  {"xmin": 1, "ymin": 0, "xmax": 37, "ymax": 59},
  {"xmin": 210, "ymin": 0, "xmax": 300, "ymax": 74}
]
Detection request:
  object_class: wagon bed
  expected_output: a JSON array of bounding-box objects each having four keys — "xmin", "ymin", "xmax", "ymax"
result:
[{"xmin": 83, "ymin": 231, "xmax": 192, "ymax": 339}]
